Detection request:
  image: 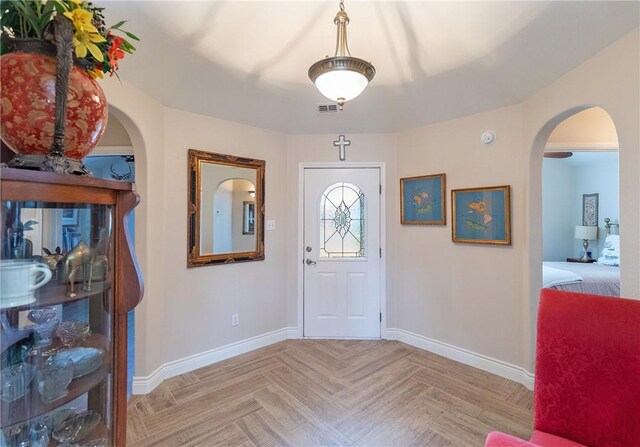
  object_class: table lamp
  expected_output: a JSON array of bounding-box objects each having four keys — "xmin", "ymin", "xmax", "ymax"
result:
[{"xmin": 575, "ymin": 225, "xmax": 598, "ymax": 262}]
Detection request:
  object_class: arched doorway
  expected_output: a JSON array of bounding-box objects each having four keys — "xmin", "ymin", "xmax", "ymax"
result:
[
  {"xmin": 88, "ymin": 113, "xmax": 137, "ymax": 395},
  {"xmin": 543, "ymin": 107, "xmax": 619, "ymax": 265},
  {"xmin": 529, "ymin": 105, "xmax": 620, "ymax": 369},
  {"xmin": 211, "ymin": 178, "xmax": 255, "ymax": 254}
]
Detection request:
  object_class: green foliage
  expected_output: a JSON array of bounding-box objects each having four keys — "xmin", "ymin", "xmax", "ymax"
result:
[
  {"xmin": 0, "ymin": 0, "xmax": 138, "ymax": 78},
  {"xmin": 0, "ymin": 0, "xmax": 60, "ymax": 41}
]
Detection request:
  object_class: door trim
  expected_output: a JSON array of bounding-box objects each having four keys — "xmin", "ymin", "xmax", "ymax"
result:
[{"xmin": 296, "ymin": 162, "xmax": 387, "ymax": 339}]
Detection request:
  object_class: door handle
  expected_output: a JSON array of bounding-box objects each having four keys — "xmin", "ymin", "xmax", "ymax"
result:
[{"xmin": 305, "ymin": 259, "xmax": 317, "ymax": 265}]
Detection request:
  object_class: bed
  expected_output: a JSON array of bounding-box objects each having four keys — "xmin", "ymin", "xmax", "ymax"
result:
[{"xmin": 543, "ymin": 219, "xmax": 620, "ymax": 297}]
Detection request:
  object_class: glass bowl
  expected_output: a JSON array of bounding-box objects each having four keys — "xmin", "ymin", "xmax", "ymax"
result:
[
  {"xmin": 0, "ymin": 362, "xmax": 35, "ymax": 402},
  {"xmin": 32, "ymin": 318, "xmax": 60, "ymax": 348},
  {"xmin": 56, "ymin": 320, "xmax": 91, "ymax": 347},
  {"xmin": 27, "ymin": 307, "xmax": 60, "ymax": 347},
  {"xmin": 44, "ymin": 408, "xmax": 77, "ymax": 433},
  {"xmin": 2, "ymin": 422, "xmax": 49, "ymax": 447},
  {"xmin": 27, "ymin": 307, "xmax": 57, "ymax": 325},
  {"xmin": 37, "ymin": 356, "xmax": 74, "ymax": 404},
  {"xmin": 52, "ymin": 410, "xmax": 101, "ymax": 444}
]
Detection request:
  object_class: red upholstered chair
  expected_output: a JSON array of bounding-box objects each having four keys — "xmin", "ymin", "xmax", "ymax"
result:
[{"xmin": 485, "ymin": 288, "xmax": 640, "ymax": 447}]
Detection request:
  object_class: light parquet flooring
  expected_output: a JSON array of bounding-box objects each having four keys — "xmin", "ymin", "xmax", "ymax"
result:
[{"xmin": 127, "ymin": 340, "xmax": 532, "ymax": 446}]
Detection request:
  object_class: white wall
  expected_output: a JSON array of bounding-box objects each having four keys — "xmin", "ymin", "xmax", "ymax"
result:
[
  {"xmin": 161, "ymin": 108, "xmax": 288, "ymax": 362},
  {"xmin": 98, "ymin": 81, "xmax": 289, "ymax": 379},
  {"xmin": 213, "ymin": 181, "xmax": 233, "ymax": 254},
  {"xmin": 396, "ymin": 104, "xmax": 527, "ymax": 367},
  {"xmin": 231, "ymin": 180, "xmax": 257, "ymax": 253},
  {"xmin": 542, "ymin": 158, "xmax": 576, "ymax": 261},
  {"xmin": 542, "ymin": 152, "xmax": 619, "ymax": 261},
  {"xmin": 100, "ymin": 79, "xmax": 167, "ymax": 381},
  {"xmin": 394, "ymin": 27, "xmax": 638, "ymax": 376},
  {"xmin": 99, "ymin": 27, "xmax": 638, "ymax": 391},
  {"xmin": 524, "ymin": 27, "xmax": 639, "ymax": 371},
  {"xmin": 572, "ymin": 152, "xmax": 619, "ymax": 257}
]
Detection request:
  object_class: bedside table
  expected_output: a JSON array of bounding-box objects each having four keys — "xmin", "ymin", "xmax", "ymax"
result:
[{"xmin": 566, "ymin": 258, "xmax": 597, "ymax": 263}]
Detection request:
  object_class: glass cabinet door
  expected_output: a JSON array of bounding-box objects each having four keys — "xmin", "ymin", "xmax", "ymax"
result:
[{"xmin": 1, "ymin": 200, "xmax": 115, "ymax": 446}]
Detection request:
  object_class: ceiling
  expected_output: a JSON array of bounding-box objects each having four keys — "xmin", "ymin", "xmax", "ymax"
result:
[
  {"xmin": 546, "ymin": 151, "xmax": 618, "ymax": 168},
  {"xmin": 107, "ymin": 1, "xmax": 639, "ymax": 134}
]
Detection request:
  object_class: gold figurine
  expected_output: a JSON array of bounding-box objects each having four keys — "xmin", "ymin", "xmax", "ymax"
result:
[{"xmin": 63, "ymin": 241, "xmax": 95, "ymax": 297}]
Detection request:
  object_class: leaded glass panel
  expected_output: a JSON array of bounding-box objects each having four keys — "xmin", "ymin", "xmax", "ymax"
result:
[{"xmin": 319, "ymin": 182, "xmax": 365, "ymax": 258}]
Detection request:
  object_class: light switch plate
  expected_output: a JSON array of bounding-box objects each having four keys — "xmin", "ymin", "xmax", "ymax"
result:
[{"xmin": 266, "ymin": 220, "xmax": 276, "ymax": 231}]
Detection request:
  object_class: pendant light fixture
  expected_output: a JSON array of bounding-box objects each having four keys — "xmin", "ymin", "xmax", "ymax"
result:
[{"xmin": 308, "ymin": 0, "xmax": 375, "ymax": 108}]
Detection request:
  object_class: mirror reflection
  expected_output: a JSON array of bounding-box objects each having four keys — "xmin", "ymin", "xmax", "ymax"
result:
[
  {"xmin": 201, "ymin": 168, "xmax": 255, "ymax": 254},
  {"xmin": 188, "ymin": 149, "xmax": 265, "ymax": 267},
  {"xmin": 242, "ymin": 201, "xmax": 255, "ymax": 235}
]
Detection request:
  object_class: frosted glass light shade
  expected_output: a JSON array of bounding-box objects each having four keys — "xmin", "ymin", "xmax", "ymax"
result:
[
  {"xmin": 575, "ymin": 225, "xmax": 598, "ymax": 240},
  {"xmin": 314, "ymin": 70, "xmax": 369, "ymax": 103}
]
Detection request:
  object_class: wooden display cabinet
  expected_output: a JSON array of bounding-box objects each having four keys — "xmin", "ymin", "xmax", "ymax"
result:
[{"xmin": 0, "ymin": 169, "xmax": 143, "ymax": 446}]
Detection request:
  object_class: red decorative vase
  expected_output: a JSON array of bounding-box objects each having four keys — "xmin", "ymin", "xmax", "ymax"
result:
[{"xmin": 0, "ymin": 51, "xmax": 108, "ymax": 163}]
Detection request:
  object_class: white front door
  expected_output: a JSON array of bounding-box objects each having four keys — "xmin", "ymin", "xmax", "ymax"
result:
[{"xmin": 303, "ymin": 168, "xmax": 381, "ymax": 338}]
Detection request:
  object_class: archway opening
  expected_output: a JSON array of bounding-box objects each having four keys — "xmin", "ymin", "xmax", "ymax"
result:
[
  {"xmin": 543, "ymin": 107, "xmax": 619, "ymax": 267},
  {"xmin": 529, "ymin": 105, "xmax": 620, "ymax": 369},
  {"xmin": 89, "ymin": 112, "xmax": 137, "ymax": 396},
  {"xmin": 211, "ymin": 178, "xmax": 255, "ymax": 254}
]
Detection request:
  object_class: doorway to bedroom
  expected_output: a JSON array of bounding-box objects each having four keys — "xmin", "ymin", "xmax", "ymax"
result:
[{"xmin": 542, "ymin": 106, "xmax": 620, "ymax": 297}]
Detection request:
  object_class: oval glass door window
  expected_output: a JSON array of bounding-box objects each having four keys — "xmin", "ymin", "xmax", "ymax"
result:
[{"xmin": 319, "ymin": 182, "xmax": 365, "ymax": 258}]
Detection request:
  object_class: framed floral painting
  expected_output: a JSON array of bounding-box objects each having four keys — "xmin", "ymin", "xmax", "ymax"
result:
[
  {"xmin": 451, "ymin": 185, "xmax": 511, "ymax": 245},
  {"xmin": 400, "ymin": 173, "xmax": 446, "ymax": 225}
]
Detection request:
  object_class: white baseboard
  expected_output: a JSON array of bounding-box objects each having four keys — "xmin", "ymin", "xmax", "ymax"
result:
[
  {"xmin": 386, "ymin": 328, "xmax": 534, "ymax": 390},
  {"xmin": 286, "ymin": 327, "xmax": 301, "ymax": 339},
  {"xmin": 133, "ymin": 327, "xmax": 534, "ymax": 394},
  {"xmin": 132, "ymin": 327, "xmax": 297, "ymax": 395}
]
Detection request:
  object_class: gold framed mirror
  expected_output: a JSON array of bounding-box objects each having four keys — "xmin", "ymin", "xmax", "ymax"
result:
[{"xmin": 187, "ymin": 149, "xmax": 265, "ymax": 267}]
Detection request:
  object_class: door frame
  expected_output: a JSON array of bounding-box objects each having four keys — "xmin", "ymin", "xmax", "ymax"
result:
[{"xmin": 296, "ymin": 162, "xmax": 387, "ymax": 339}]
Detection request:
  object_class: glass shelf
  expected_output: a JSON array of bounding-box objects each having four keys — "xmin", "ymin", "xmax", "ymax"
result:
[
  {"xmin": 1, "ymin": 193, "xmax": 116, "ymax": 444},
  {"xmin": 2, "ymin": 281, "xmax": 113, "ymax": 313},
  {"xmin": 1, "ymin": 333, "xmax": 110, "ymax": 428}
]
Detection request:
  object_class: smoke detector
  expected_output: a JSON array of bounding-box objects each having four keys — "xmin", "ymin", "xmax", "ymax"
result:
[{"xmin": 481, "ymin": 130, "xmax": 496, "ymax": 145}]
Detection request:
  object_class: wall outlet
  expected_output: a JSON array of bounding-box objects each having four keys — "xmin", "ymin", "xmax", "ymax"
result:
[{"xmin": 231, "ymin": 313, "xmax": 239, "ymax": 326}]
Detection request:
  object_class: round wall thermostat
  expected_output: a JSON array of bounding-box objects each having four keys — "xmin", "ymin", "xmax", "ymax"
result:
[{"xmin": 481, "ymin": 130, "xmax": 496, "ymax": 145}]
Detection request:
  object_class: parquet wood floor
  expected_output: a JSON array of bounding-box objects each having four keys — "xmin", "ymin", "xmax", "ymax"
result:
[{"xmin": 127, "ymin": 340, "xmax": 532, "ymax": 446}]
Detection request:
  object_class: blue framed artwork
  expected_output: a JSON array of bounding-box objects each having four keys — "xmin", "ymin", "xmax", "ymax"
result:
[
  {"xmin": 451, "ymin": 185, "xmax": 511, "ymax": 245},
  {"xmin": 400, "ymin": 173, "xmax": 446, "ymax": 225}
]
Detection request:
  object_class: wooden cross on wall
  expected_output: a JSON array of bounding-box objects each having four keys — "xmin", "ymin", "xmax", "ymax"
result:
[{"xmin": 333, "ymin": 135, "xmax": 351, "ymax": 161}]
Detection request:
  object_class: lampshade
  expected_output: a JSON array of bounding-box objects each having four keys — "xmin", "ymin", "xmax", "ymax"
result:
[
  {"xmin": 308, "ymin": 1, "xmax": 375, "ymax": 107},
  {"xmin": 313, "ymin": 67, "xmax": 370, "ymax": 104},
  {"xmin": 575, "ymin": 225, "xmax": 598, "ymax": 240}
]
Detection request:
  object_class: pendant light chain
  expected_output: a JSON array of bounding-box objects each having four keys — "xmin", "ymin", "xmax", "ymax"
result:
[{"xmin": 339, "ymin": 0, "xmax": 345, "ymax": 12}]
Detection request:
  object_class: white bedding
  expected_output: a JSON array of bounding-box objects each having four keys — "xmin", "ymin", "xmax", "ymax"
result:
[
  {"xmin": 542, "ymin": 265, "xmax": 583, "ymax": 288},
  {"xmin": 543, "ymin": 262, "xmax": 620, "ymax": 297}
]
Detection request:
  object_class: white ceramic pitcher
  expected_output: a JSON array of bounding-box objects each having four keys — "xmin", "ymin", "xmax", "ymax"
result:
[{"xmin": 0, "ymin": 260, "xmax": 52, "ymax": 308}]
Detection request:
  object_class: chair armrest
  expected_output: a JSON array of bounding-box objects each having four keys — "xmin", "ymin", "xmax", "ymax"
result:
[{"xmin": 485, "ymin": 432, "xmax": 539, "ymax": 447}]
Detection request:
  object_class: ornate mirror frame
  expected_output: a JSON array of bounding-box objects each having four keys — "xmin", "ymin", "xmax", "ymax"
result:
[{"xmin": 187, "ymin": 149, "xmax": 265, "ymax": 267}]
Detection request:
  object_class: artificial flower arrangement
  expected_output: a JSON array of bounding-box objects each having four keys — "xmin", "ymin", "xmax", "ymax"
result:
[{"xmin": 0, "ymin": 0, "xmax": 138, "ymax": 79}]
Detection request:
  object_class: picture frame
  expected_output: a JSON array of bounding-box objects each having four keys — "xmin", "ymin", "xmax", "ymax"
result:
[
  {"xmin": 61, "ymin": 209, "xmax": 78, "ymax": 226},
  {"xmin": 451, "ymin": 185, "xmax": 511, "ymax": 245},
  {"xmin": 400, "ymin": 173, "xmax": 446, "ymax": 225},
  {"xmin": 242, "ymin": 201, "xmax": 255, "ymax": 235},
  {"xmin": 582, "ymin": 193, "xmax": 598, "ymax": 226}
]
